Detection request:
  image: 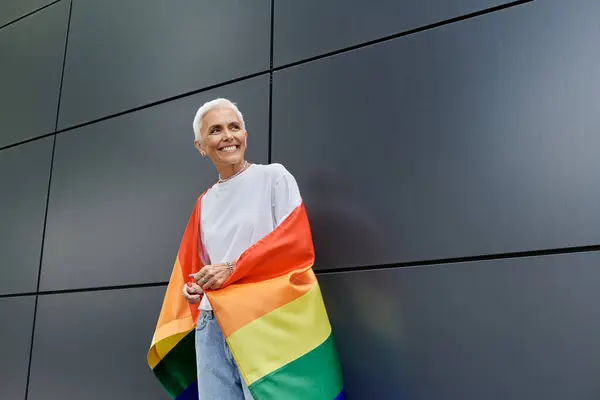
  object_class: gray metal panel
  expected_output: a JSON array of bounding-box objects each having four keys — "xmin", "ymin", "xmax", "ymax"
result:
[
  {"xmin": 0, "ymin": 296, "xmax": 35, "ymax": 400},
  {"xmin": 58, "ymin": 0, "xmax": 271, "ymax": 129},
  {"xmin": 28, "ymin": 286, "xmax": 167, "ymax": 400},
  {"xmin": 0, "ymin": 0, "xmax": 57, "ymax": 27},
  {"xmin": 272, "ymin": 0, "xmax": 600, "ymax": 271},
  {"xmin": 41, "ymin": 75, "xmax": 269, "ymax": 291},
  {"xmin": 0, "ymin": 138, "xmax": 53, "ymax": 295},
  {"xmin": 319, "ymin": 252, "xmax": 600, "ymax": 399},
  {"xmin": 0, "ymin": 0, "xmax": 68, "ymax": 148},
  {"xmin": 273, "ymin": 0, "xmax": 512, "ymax": 66}
]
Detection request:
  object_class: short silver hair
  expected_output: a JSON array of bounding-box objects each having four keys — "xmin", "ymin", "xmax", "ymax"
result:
[{"xmin": 192, "ymin": 98, "xmax": 245, "ymax": 142}]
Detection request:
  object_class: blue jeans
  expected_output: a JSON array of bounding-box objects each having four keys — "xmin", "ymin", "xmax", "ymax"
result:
[{"xmin": 195, "ymin": 310, "xmax": 254, "ymax": 400}]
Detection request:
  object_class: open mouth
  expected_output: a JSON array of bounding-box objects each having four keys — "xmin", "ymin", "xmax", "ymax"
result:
[{"xmin": 219, "ymin": 145, "xmax": 239, "ymax": 153}]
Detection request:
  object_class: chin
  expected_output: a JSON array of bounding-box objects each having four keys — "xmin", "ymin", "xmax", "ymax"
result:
[{"xmin": 218, "ymin": 153, "xmax": 244, "ymax": 164}]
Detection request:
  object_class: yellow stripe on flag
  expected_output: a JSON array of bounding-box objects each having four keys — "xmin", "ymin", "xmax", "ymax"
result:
[
  {"xmin": 227, "ymin": 283, "xmax": 332, "ymax": 385},
  {"xmin": 148, "ymin": 329, "xmax": 190, "ymax": 369}
]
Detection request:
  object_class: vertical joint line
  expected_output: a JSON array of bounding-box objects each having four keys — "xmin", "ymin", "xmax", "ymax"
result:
[
  {"xmin": 267, "ymin": 0, "xmax": 275, "ymax": 164},
  {"xmin": 25, "ymin": 0, "xmax": 70, "ymax": 394},
  {"xmin": 269, "ymin": 0, "xmax": 275, "ymax": 70},
  {"xmin": 54, "ymin": 0, "xmax": 74, "ymax": 131},
  {"xmin": 268, "ymin": 73, "xmax": 273, "ymax": 164},
  {"xmin": 24, "ymin": 133, "xmax": 57, "ymax": 400}
]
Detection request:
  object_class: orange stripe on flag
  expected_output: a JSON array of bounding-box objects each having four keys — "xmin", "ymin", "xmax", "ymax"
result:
[
  {"xmin": 207, "ymin": 266, "xmax": 316, "ymax": 338},
  {"xmin": 148, "ymin": 256, "xmax": 196, "ymax": 368}
]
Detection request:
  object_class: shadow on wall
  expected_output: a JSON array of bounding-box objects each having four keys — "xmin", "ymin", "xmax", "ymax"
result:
[
  {"xmin": 303, "ymin": 169, "xmax": 411, "ymax": 397},
  {"xmin": 303, "ymin": 168, "xmax": 385, "ymax": 271}
]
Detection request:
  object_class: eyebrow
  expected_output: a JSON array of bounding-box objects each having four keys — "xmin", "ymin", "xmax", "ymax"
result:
[{"xmin": 208, "ymin": 120, "xmax": 240, "ymax": 130}]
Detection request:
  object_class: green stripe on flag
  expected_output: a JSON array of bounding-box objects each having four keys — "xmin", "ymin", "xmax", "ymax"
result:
[
  {"xmin": 152, "ymin": 330, "xmax": 197, "ymax": 398},
  {"xmin": 249, "ymin": 334, "xmax": 343, "ymax": 400}
]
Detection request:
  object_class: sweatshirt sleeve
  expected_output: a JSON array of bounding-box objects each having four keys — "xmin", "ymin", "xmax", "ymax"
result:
[{"xmin": 272, "ymin": 169, "xmax": 303, "ymax": 227}]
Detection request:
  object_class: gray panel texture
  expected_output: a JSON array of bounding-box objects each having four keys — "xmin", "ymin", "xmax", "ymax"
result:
[
  {"xmin": 319, "ymin": 252, "xmax": 600, "ymax": 399},
  {"xmin": 28, "ymin": 287, "xmax": 167, "ymax": 400},
  {"xmin": 0, "ymin": 0, "xmax": 69, "ymax": 148},
  {"xmin": 58, "ymin": 0, "xmax": 271, "ymax": 129},
  {"xmin": 0, "ymin": 0, "xmax": 57, "ymax": 27},
  {"xmin": 0, "ymin": 137, "xmax": 53, "ymax": 295},
  {"xmin": 273, "ymin": 0, "xmax": 512, "ymax": 66},
  {"xmin": 272, "ymin": 0, "xmax": 600, "ymax": 271},
  {"xmin": 0, "ymin": 296, "xmax": 35, "ymax": 400},
  {"xmin": 41, "ymin": 75, "xmax": 270, "ymax": 291}
]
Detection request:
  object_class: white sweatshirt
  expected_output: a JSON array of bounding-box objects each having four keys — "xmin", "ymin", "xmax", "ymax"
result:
[{"xmin": 198, "ymin": 163, "xmax": 302, "ymax": 310}]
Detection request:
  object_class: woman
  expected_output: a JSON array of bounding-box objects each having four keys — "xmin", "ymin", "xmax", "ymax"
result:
[
  {"xmin": 182, "ymin": 98, "xmax": 302, "ymax": 399},
  {"xmin": 148, "ymin": 98, "xmax": 344, "ymax": 399}
]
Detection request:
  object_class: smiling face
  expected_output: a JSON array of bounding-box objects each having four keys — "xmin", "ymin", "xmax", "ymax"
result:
[{"xmin": 195, "ymin": 107, "xmax": 247, "ymax": 167}]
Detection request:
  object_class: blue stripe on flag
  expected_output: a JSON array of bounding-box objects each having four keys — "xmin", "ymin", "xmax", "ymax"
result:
[{"xmin": 175, "ymin": 381, "xmax": 198, "ymax": 400}]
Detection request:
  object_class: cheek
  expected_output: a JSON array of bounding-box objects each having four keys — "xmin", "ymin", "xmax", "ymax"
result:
[{"xmin": 204, "ymin": 139, "xmax": 219, "ymax": 153}]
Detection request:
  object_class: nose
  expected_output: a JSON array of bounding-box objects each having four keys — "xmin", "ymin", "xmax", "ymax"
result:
[{"xmin": 223, "ymin": 130, "xmax": 233, "ymax": 140}]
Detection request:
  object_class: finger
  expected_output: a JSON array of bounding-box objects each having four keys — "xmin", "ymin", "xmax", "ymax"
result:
[
  {"xmin": 189, "ymin": 272, "xmax": 203, "ymax": 283},
  {"xmin": 186, "ymin": 295, "xmax": 201, "ymax": 303},
  {"xmin": 212, "ymin": 278, "xmax": 225, "ymax": 290},
  {"xmin": 204, "ymin": 274, "xmax": 227, "ymax": 290},
  {"xmin": 198, "ymin": 271, "xmax": 214, "ymax": 287},
  {"xmin": 188, "ymin": 284, "xmax": 204, "ymax": 295},
  {"xmin": 185, "ymin": 290, "xmax": 200, "ymax": 299},
  {"xmin": 191, "ymin": 266, "xmax": 209, "ymax": 278},
  {"xmin": 201, "ymin": 280, "xmax": 212, "ymax": 291},
  {"xmin": 184, "ymin": 283, "xmax": 199, "ymax": 294},
  {"xmin": 202, "ymin": 275, "xmax": 220, "ymax": 291},
  {"xmin": 183, "ymin": 290, "xmax": 201, "ymax": 303},
  {"xmin": 190, "ymin": 274, "xmax": 207, "ymax": 286},
  {"xmin": 190, "ymin": 266, "xmax": 212, "ymax": 283},
  {"xmin": 183, "ymin": 283, "xmax": 203, "ymax": 301}
]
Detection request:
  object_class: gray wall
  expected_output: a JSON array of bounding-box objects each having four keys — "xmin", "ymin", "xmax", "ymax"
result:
[{"xmin": 1, "ymin": 0, "xmax": 599, "ymax": 399}]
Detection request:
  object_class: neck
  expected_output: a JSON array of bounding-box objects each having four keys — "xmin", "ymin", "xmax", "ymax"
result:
[{"xmin": 217, "ymin": 159, "xmax": 246, "ymax": 180}]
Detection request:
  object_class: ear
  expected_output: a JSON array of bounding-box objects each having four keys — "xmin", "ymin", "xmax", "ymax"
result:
[{"xmin": 194, "ymin": 140, "xmax": 206, "ymax": 158}]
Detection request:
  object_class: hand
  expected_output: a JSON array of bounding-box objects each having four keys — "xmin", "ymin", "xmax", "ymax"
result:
[
  {"xmin": 182, "ymin": 282, "xmax": 203, "ymax": 304},
  {"xmin": 190, "ymin": 262, "xmax": 234, "ymax": 291}
]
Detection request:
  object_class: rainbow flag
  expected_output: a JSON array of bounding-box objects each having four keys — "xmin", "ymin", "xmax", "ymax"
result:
[{"xmin": 147, "ymin": 196, "xmax": 345, "ymax": 399}]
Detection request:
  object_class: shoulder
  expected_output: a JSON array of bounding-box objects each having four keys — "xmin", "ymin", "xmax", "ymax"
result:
[
  {"xmin": 199, "ymin": 181, "xmax": 219, "ymax": 204},
  {"xmin": 199, "ymin": 186, "xmax": 213, "ymax": 205},
  {"xmin": 252, "ymin": 163, "xmax": 294, "ymax": 182}
]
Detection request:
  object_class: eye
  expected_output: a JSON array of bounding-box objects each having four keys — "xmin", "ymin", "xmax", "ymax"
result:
[
  {"xmin": 230, "ymin": 123, "xmax": 240, "ymax": 131},
  {"xmin": 210, "ymin": 127, "xmax": 220, "ymax": 134}
]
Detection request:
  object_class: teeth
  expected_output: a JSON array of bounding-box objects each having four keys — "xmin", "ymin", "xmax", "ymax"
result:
[{"xmin": 221, "ymin": 146, "xmax": 237, "ymax": 152}]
